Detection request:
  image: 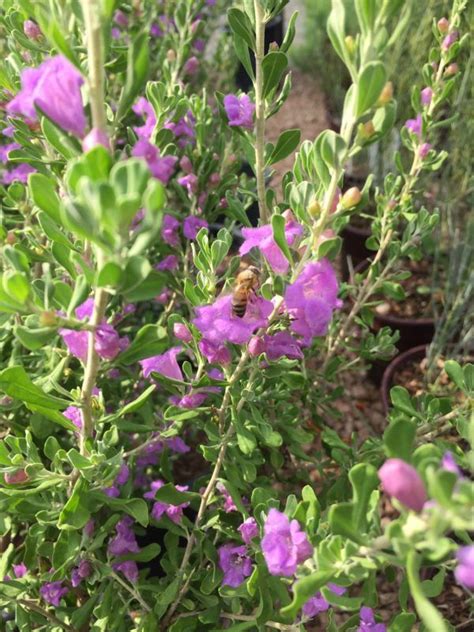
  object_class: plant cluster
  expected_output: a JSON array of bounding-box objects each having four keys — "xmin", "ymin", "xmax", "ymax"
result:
[{"xmin": 0, "ymin": 1, "xmax": 471, "ymax": 631}]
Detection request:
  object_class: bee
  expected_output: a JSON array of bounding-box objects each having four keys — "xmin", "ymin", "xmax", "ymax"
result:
[{"xmin": 231, "ymin": 265, "xmax": 260, "ymax": 318}]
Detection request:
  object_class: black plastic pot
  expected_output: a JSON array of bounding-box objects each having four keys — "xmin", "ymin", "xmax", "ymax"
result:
[
  {"xmin": 341, "ymin": 222, "xmax": 372, "ymax": 281},
  {"xmin": 235, "ymin": 15, "xmax": 284, "ymax": 92},
  {"xmin": 381, "ymin": 345, "xmax": 427, "ymax": 414},
  {"xmin": 353, "ymin": 261, "xmax": 436, "ymax": 354}
]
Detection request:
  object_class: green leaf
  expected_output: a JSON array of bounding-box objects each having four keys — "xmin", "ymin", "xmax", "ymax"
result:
[
  {"xmin": 234, "ymin": 419, "xmax": 257, "ymax": 455},
  {"xmin": 118, "ymin": 324, "xmax": 167, "ymax": 365},
  {"xmin": 116, "ymin": 33, "xmax": 150, "ymax": 121},
  {"xmin": 227, "ymin": 8, "xmax": 255, "ymax": 51},
  {"xmin": 29, "ymin": 173, "xmax": 62, "ymax": 223},
  {"xmin": 58, "ymin": 479, "xmax": 91, "ymax": 530},
  {"xmin": 97, "ymin": 261, "xmax": 123, "ymax": 288},
  {"xmin": 444, "ymin": 360, "xmax": 464, "ymax": 390},
  {"xmin": 328, "ymin": 502, "xmax": 365, "ymax": 544},
  {"xmin": 326, "ymin": 0, "xmax": 348, "ymax": 66},
  {"xmin": 389, "ymin": 386, "xmax": 422, "ymax": 419},
  {"xmin": 112, "ymin": 385, "xmax": 156, "ymax": 419},
  {"xmin": 0, "ymin": 366, "xmax": 76, "ymax": 431},
  {"xmin": 320, "ymin": 586, "xmax": 363, "ymax": 611},
  {"xmin": 2, "ymin": 271, "xmax": 30, "ymax": 304},
  {"xmin": 14, "ymin": 324, "xmax": 56, "ymax": 351},
  {"xmin": 117, "ymin": 543, "xmax": 161, "ymax": 563},
  {"xmin": 152, "ymin": 483, "xmax": 199, "ymax": 505},
  {"xmin": 96, "ymin": 495, "xmax": 149, "ymax": 527},
  {"xmin": 319, "ymin": 130, "xmax": 347, "ymax": 170},
  {"xmin": 268, "ymin": 129, "xmax": 300, "ymax": 165},
  {"xmin": 354, "ymin": 0, "xmax": 376, "ymax": 33},
  {"xmin": 349, "ymin": 463, "xmax": 379, "ymax": 532},
  {"xmin": 356, "ymin": 62, "xmax": 386, "ymax": 116},
  {"xmin": 406, "ymin": 551, "xmax": 448, "ymax": 632},
  {"xmin": 280, "ymin": 570, "xmax": 334, "ymax": 619},
  {"xmin": 383, "ymin": 418, "xmax": 416, "ymax": 461},
  {"xmin": 262, "ymin": 52, "xmax": 288, "ymax": 98},
  {"xmin": 388, "ymin": 612, "xmax": 417, "ymax": 632},
  {"xmin": 271, "ymin": 214, "xmax": 293, "ymax": 267}
]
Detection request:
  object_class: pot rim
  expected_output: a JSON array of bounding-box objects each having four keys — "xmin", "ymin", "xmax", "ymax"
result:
[{"xmin": 381, "ymin": 344, "xmax": 428, "ymax": 414}]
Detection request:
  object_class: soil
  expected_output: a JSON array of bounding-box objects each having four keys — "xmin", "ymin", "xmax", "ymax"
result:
[{"xmin": 375, "ymin": 258, "xmax": 441, "ymax": 320}]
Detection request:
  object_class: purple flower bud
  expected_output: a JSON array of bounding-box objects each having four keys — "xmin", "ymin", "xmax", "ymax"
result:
[
  {"xmin": 84, "ymin": 519, "xmax": 95, "ymax": 538},
  {"xmin": 183, "ymin": 215, "xmax": 208, "ymax": 240},
  {"xmin": 378, "ymin": 459, "xmax": 427, "ymax": 512},
  {"xmin": 405, "ymin": 114, "xmax": 422, "ymax": 137},
  {"xmin": 13, "ymin": 563, "xmax": 27, "ymax": 578},
  {"xmin": 23, "ymin": 20, "xmax": 42, "ymax": 41},
  {"xmin": 454, "ymin": 545, "xmax": 474, "ymax": 590},
  {"xmin": 156, "ymin": 255, "xmax": 179, "ymax": 271},
  {"xmin": 161, "ymin": 214, "xmax": 180, "ymax": 247},
  {"xmin": 184, "ymin": 56, "xmax": 199, "ymax": 76},
  {"xmin": 114, "ymin": 9, "xmax": 128, "ymax": 28},
  {"xmin": 113, "ymin": 560, "xmax": 139, "ymax": 583},
  {"xmin": 180, "ymin": 155, "xmax": 193, "ymax": 174},
  {"xmin": 418, "ymin": 143, "xmax": 432, "ymax": 159},
  {"xmin": 173, "ymin": 323, "xmax": 193, "ymax": 343},
  {"xmin": 71, "ymin": 560, "xmax": 92, "ymax": 587},
  {"xmin": 437, "ymin": 18, "xmax": 449, "ymax": 33},
  {"xmin": 442, "ymin": 31, "xmax": 458, "ymax": 51},
  {"xmin": 248, "ymin": 336, "xmax": 265, "ymax": 357},
  {"xmin": 420, "ymin": 87, "xmax": 433, "ymax": 106},
  {"xmin": 82, "ymin": 128, "xmax": 110, "ymax": 152},
  {"xmin": 209, "ymin": 172, "xmax": 221, "ymax": 187},
  {"xmin": 238, "ymin": 517, "xmax": 259, "ymax": 544},
  {"xmin": 178, "ymin": 173, "xmax": 198, "ymax": 196}
]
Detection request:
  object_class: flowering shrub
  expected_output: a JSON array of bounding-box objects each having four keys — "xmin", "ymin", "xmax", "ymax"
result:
[{"xmin": 0, "ymin": 1, "xmax": 472, "ymax": 631}]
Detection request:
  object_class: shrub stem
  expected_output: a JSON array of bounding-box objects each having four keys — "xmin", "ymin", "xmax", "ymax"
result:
[
  {"xmin": 81, "ymin": 0, "xmax": 107, "ymax": 132},
  {"xmin": 254, "ymin": 0, "xmax": 268, "ymax": 224}
]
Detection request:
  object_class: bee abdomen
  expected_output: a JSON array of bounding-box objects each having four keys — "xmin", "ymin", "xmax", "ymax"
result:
[{"xmin": 232, "ymin": 299, "xmax": 247, "ymax": 318}]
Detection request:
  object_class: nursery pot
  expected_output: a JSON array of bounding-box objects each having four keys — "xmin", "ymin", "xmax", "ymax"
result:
[
  {"xmin": 353, "ymin": 260, "xmax": 436, "ymax": 353},
  {"xmin": 235, "ymin": 15, "xmax": 284, "ymax": 91},
  {"xmin": 341, "ymin": 222, "xmax": 372, "ymax": 280},
  {"xmin": 381, "ymin": 344, "xmax": 428, "ymax": 414}
]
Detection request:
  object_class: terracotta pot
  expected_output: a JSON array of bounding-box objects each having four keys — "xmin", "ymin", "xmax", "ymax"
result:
[
  {"xmin": 381, "ymin": 345, "xmax": 428, "ymax": 414},
  {"xmin": 235, "ymin": 15, "xmax": 284, "ymax": 91},
  {"xmin": 353, "ymin": 261, "xmax": 435, "ymax": 353}
]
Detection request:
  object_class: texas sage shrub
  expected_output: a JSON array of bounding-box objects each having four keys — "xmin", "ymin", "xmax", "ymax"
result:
[{"xmin": 0, "ymin": 1, "xmax": 472, "ymax": 631}]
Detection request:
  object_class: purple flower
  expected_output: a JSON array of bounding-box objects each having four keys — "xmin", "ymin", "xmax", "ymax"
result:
[
  {"xmin": 378, "ymin": 459, "xmax": 427, "ymax": 512},
  {"xmin": 420, "ymin": 87, "xmax": 433, "ymax": 106},
  {"xmin": 84, "ymin": 519, "xmax": 95, "ymax": 538},
  {"xmin": 263, "ymin": 331, "xmax": 304, "ymax": 361},
  {"xmin": 13, "ymin": 563, "xmax": 27, "ymax": 578},
  {"xmin": 261, "ymin": 509, "xmax": 313, "ymax": 577},
  {"xmin": 144, "ymin": 480, "xmax": 189, "ymax": 523},
  {"xmin": 113, "ymin": 560, "xmax": 139, "ymax": 583},
  {"xmin": 156, "ymin": 255, "xmax": 179, "ymax": 271},
  {"xmin": 71, "ymin": 560, "xmax": 92, "ymax": 587},
  {"xmin": 107, "ymin": 516, "xmax": 139, "ymax": 556},
  {"xmin": 82, "ymin": 128, "xmax": 110, "ymax": 152},
  {"xmin": 7, "ymin": 56, "xmax": 86, "ymax": 137},
  {"xmin": 178, "ymin": 173, "xmax": 198, "ymax": 196},
  {"xmin": 111, "ymin": 27, "xmax": 121, "ymax": 39},
  {"xmin": 284, "ymin": 259, "xmax": 342, "ymax": 345},
  {"xmin": 224, "ymin": 94, "xmax": 255, "ymax": 129},
  {"xmin": 302, "ymin": 583, "xmax": 346, "ymax": 618},
  {"xmin": 173, "ymin": 323, "xmax": 193, "ymax": 343},
  {"xmin": 239, "ymin": 221, "xmax": 303, "ymax": 275},
  {"xmin": 405, "ymin": 114, "xmax": 422, "ymax": 137},
  {"xmin": 167, "ymin": 437, "xmax": 190, "ymax": 453},
  {"xmin": 183, "ymin": 216, "xmax": 208, "ymax": 239},
  {"xmin": 40, "ymin": 581, "xmax": 69, "ymax": 606},
  {"xmin": 441, "ymin": 451, "xmax": 461, "ymax": 476},
  {"xmin": 238, "ymin": 517, "xmax": 259, "ymax": 544},
  {"xmin": 454, "ymin": 546, "xmax": 474, "ymax": 590},
  {"xmin": 199, "ymin": 339, "xmax": 232, "ymax": 365},
  {"xmin": 114, "ymin": 9, "xmax": 128, "ymax": 28},
  {"xmin": 132, "ymin": 97, "xmax": 156, "ymax": 140},
  {"xmin": 63, "ymin": 405, "xmax": 83, "ymax": 431},
  {"xmin": 194, "ymin": 295, "xmax": 273, "ymax": 346},
  {"xmin": 59, "ymin": 299, "xmax": 124, "ymax": 362},
  {"xmin": 161, "ymin": 214, "xmax": 180, "ymax": 247},
  {"xmin": 164, "ymin": 112, "xmax": 195, "ymax": 146},
  {"xmin": 139, "ymin": 347, "xmax": 183, "ymax": 381},
  {"xmin": 216, "ymin": 482, "xmax": 237, "ymax": 513},
  {"xmin": 194, "ymin": 39, "xmax": 206, "ymax": 53},
  {"xmin": 132, "ymin": 139, "xmax": 177, "ymax": 184},
  {"xmin": 2, "ymin": 163, "xmax": 36, "ymax": 184},
  {"xmin": 23, "ymin": 20, "xmax": 42, "ymax": 40},
  {"xmin": 248, "ymin": 336, "xmax": 266, "ymax": 357},
  {"xmin": 357, "ymin": 607, "xmax": 386, "ymax": 632},
  {"xmin": 218, "ymin": 544, "xmax": 253, "ymax": 588},
  {"xmin": 172, "ymin": 392, "xmax": 208, "ymax": 409}
]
